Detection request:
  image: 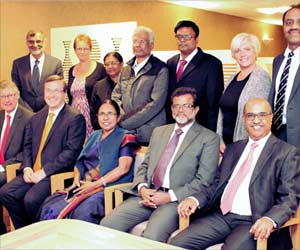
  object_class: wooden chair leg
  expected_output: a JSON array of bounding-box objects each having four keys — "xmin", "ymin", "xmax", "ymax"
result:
[{"xmin": 256, "ymin": 239, "xmax": 267, "ymax": 250}]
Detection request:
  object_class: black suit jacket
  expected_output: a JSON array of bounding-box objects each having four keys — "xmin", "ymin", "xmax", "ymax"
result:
[
  {"xmin": 0, "ymin": 105, "xmax": 33, "ymax": 168},
  {"xmin": 194, "ymin": 135, "xmax": 300, "ymax": 249},
  {"xmin": 20, "ymin": 104, "xmax": 86, "ymax": 176},
  {"xmin": 11, "ymin": 54, "xmax": 63, "ymax": 112},
  {"xmin": 166, "ymin": 48, "xmax": 224, "ymax": 131}
]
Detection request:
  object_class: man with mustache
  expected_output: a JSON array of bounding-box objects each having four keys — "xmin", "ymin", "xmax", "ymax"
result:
[
  {"xmin": 11, "ymin": 30, "xmax": 63, "ymax": 112},
  {"xmin": 269, "ymin": 4, "xmax": 300, "ymax": 147},
  {"xmin": 101, "ymin": 87, "xmax": 219, "ymax": 242}
]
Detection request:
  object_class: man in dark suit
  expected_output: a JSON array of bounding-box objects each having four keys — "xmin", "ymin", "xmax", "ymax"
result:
[
  {"xmin": 101, "ymin": 87, "xmax": 219, "ymax": 242},
  {"xmin": 170, "ymin": 97, "xmax": 300, "ymax": 250},
  {"xmin": 269, "ymin": 4, "xmax": 300, "ymax": 147},
  {"xmin": 11, "ymin": 30, "xmax": 63, "ymax": 112},
  {"xmin": 166, "ymin": 20, "xmax": 224, "ymax": 131},
  {"xmin": 0, "ymin": 75, "xmax": 86, "ymax": 229},
  {"xmin": 0, "ymin": 80, "xmax": 33, "ymax": 234}
]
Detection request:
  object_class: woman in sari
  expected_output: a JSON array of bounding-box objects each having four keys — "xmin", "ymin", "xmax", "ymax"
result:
[{"xmin": 39, "ymin": 99, "xmax": 139, "ymax": 224}]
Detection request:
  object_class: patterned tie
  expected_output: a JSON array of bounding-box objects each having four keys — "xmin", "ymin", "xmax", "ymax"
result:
[
  {"xmin": 33, "ymin": 113, "xmax": 54, "ymax": 172},
  {"xmin": 273, "ymin": 52, "xmax": 294, "ymax": 130},
  {"xmin": 176, "ymin": 59, "xmax": 187, "ymax": 82},
  {"xmin": 220, "ymin": 142, "xmax": 258, "ymax": 215},
  {"xmin": 152, "ymin": 128, "xmax": 183, "ymax": 189},
  {"xmin": 0, "ymin": 115, "xmax": 11, "ymax": 164},
  {"xmin": 32, "ymin": 59, "xmax": 40, "ymax": 89}
]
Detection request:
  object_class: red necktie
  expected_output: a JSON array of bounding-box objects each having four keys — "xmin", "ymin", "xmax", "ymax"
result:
[
  {"xmin": 0, "ymin": 115, "xmax": 11, "ymax": 164},
  {"xmin": 220, "ymin": 142, "xmax": 258, "ymax": 215},
  {"xmin": 152, "ymin": 128, "xmax": 183, "ymax": 189},
  {"xmin": 176, "ymin": 59, "xmax": 187, "ymax": 82}
]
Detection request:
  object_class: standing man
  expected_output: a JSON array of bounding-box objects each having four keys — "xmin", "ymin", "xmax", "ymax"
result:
[
  {"xmin": 101, "ymin": 87, "xmax": 219, "ymax": 242},
  {"xmin": 0, "ymin": 80, "xmax": 33, "ymax": 234},
  {"xmin": 170, "ymin": 98, "xmax": 300, "ymax": 250},
  {"xmin": 112, "ymin": 26, "xmax": 168, "ymax": 145},
  {"xmin": 11, "ymin": 30, "xmax": 63, "ymax": 112},
  {"xmin": 269, "ymin": 4, "xmax": 300, "ymax": 147},
  {"xmin": 0, "ymin": 75, "xmax": 86, "ymax": 229},
  {"xmin": 166, "ymin": 20, "xmax": 224, "ymax": 131}
]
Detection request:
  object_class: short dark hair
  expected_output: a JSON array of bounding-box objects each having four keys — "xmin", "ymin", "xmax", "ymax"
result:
[
  {"xmin": 101, "ymin": 99, "xmax": 121, "ymax": 117},
  {"xmin": 103, "ymin": 51, "xmax": 123, "ymax": 64},
  {"xmin": 282, "ymin": 4, "xmax": 300, "ymax": 24},
  {"xmin": 45, "ymin": 75, "xmax": 67, "ymax": 92},
  {"xmin": 171, "ymin": 87, "xmax": 199, "ymax": 106},
  {"xmin": 174, "ymin": 20, "xmax": 200, "ymax": 37}
]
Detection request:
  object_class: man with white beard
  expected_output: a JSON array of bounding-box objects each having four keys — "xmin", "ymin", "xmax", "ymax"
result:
[{"xmin": 101, "ymin": 87, "xmax": 220, "ymax": 243}]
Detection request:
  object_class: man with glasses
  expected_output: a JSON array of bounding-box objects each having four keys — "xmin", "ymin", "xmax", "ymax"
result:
[
  {"xmin": 0, "ymin": 80, "xmax": 33, "ymax": 234},
  {"xmin": 101, "ymin": 87, "xmax": 219, "ymax": 243},
  {"xmin": 166, "ymin": 20, "xmax": 224, "ymax": 132},
  {"xmin": 11, "ymin": 30, "xmax": 63, "ymax": 112},
  {"xmin": 0, "ymin": 75, "xmax": 86, "ymax": 229},
  {"xmin": 170, "ymin": 97, "xmax": 299, "ymax": 250},
  {"xmin": 112, "ymin": 26, "xmax": 168, "ymax": 145}
]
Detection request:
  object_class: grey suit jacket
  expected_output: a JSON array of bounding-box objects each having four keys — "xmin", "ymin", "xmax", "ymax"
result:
[
  {"xmin": 0, "ymin": 105, "xmax": 33, "ymax": 168},
  {"xmin": 269, "ymin": 52, "xmax": 300, "ymax": 147},
  {"xmin": 11, "ymin": 53, "xmax": 63, "ymax": 112},
  {"xmin": 112, "ymin": 55, "xmax": 168, "ymax": 143},
  {"xmin": 195, "ymin": 135, "xmax": 300, "ymax": 228},
  {"xmin": 132, "ymin": 122, "xmax": 220, "ymax": 202}
]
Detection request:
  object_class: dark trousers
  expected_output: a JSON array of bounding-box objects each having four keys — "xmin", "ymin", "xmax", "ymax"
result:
[
  {"xmin": 0, "ymin": 171, "xmax": 7, "ymax": 234},
  {"xmin": 0, "ymin": 174, "xmax": 51, "ymax": 229}
]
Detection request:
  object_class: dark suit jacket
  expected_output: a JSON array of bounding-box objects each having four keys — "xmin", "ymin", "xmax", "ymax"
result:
[
  {"xmin": 11, "ymin": 54, "xmax": 63, "ymax": 112},
  {"xmin": 166, "ymin": 48, "xmax": 224, "ymax": 131},
  {"xmin": 20, "ymin": 104, "xmax": 86, "ymax": 176},
  {"xmin": 269, "ymin": 52, "xmax": 300, "ymax": 147},
  {"xmin": 194, "ymin": 135, "xmax": 300, "ymax": 249},
  {"xmin": 0, "ymin": 105, "xmax": 33, "ymax": 168}
]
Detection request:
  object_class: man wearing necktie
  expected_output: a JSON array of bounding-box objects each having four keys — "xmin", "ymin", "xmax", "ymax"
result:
[
  {"xmin": 166, "ymin": 20, "xmax": 224, "ymax": 131},
  {"xmin": 0, "ymin": 80, "xmax": 33, "ymax": 234},
  {"xmin": 101, "ymin": 87, "xmax": 220, "ymax": 242},
  {"xmin": 269, "ymin": 4, "xmax": 300, "ymax": 147},
  {"xmin": 170, "ymin": 98, "xmax": 300, "ymax": 250},
  {"xmin": 0, "ymin": 75, "xmax": 86, "ymax": 229},
  {"xmin": 11, "ymin": 30, "xmax": 63, "ymax": 112}
]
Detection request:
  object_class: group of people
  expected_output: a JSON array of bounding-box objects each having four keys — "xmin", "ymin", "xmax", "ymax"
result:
[{"xmin": 0, "ymin": 4, "xmax": 298, "ymax": 250}]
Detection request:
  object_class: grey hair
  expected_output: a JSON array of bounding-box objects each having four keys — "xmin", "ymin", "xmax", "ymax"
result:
[
  {"xmin": 231, "ymin": 33, "xmax": 261, "ymax": 57},
  {"xmin": 132, "ymin": 26, "xmax": 155, "ymax": 44}
]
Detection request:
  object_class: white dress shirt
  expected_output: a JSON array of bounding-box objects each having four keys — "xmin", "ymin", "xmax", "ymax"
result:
[{"xmin": 177, "ymin": 48, "xmax": 198, "ymax": 73}]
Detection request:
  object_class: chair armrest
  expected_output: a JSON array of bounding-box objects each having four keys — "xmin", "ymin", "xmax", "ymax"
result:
[
  {"xmin": 104, "ymin": 182, "xmax": 132, "ymax": 216},
  {"xmin": 50, "ymin": 172, "xmax": 74, "ymax": 194},
  {"xmin": 179, "ymin": 216, "xmax": 190, "ymax": 232},
  {"xmin": 6, "ymin": 163, "xmax": 21, "ymax": 182}
]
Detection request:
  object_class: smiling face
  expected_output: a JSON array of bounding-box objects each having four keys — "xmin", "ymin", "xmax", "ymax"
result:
[
  {"xmin": 243, "ymin": 98, "xmax": 273, "ymax": 141},
  {"xmin": 44, "ymin": 80, "xmax": 66, "ymax": 111},
  {"xmin": 233, "ymin": 42, "xmax": 257, "ymax": 70},
  {"xmin": 26, "ymin": 32, "xmax": 46, "ymax": 59},
  {"xmin": 74, "ymin": 40, "xmax": 91, "ymax": 62},
  {"xmin": 104, "ymin": 54, "xmax": 123, "ymax": 80},
  {"xmin": 132, "ymin": 31, "xmax": 153, "ymax": 60},
  {"xmin": 0, "ymin": 86, "xmax": 19, "ymax": 113},
  {"xmin": 283, "ymin": 7, "xmax": 300, "ymax": 50},
  {"xmin": 98, "ymin": 103, "xmax": 119, "ymax": 134}
]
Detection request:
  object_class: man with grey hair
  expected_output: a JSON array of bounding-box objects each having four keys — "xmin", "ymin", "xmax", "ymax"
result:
[
  {"xmin": 112, "ymin": 26, "xmax": 168, "ymax": 145},
  {"xmin": 0, "ymin": 80, "xmax": 33, "ymax": 234},
  {"xmin": 11, "ymin": 30, "xmax": 63, "ymax": 112}
]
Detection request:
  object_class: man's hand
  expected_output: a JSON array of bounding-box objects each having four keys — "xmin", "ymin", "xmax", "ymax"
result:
[
  {"xmin": 250, "ymin": 217, "xmax": 275, "ymax": 241},
  {"xmin": 31, "ymin": 169, "xmax": 46, "ymax": 183},
  {"xmin": 23, "ymin": 168, "xmax": 34, "ymax": 183},
  {"xmin": 177, "ymin": 197, "xmax": 198, "ymax": 218},
  {"xmin": 139, "ymin": 187, "xmax": 157, "ymax": 208},
  {"xmin": 151, "ymin": 192, "xmax": 171, "ymax": 206}
]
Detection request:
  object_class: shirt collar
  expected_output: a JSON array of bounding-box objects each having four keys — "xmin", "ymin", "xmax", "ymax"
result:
[
  {"xmin": 48, "ymin": 103, "xmax": 65, "ymax": 117},
  {"xmin": 284, "ymin": 47, "xmax": 299, "ymax": 59},
  {"xmin": 248, "ymin": 132, "xmax": 271, "ymax": 148},
  {"xmin": 174, "ymin": 121, "xmax": 195, "ymax": 134},
  {"xmin": 30, "ymin": 53, "xmax": 45, "ymax": 65},
  {"xmin": 180, "ymin": 48, "xmax": 198, "ymax": 63},
  {"xmin": 5, "ymin": 104, "xmax": 18, "ymax": 118}
]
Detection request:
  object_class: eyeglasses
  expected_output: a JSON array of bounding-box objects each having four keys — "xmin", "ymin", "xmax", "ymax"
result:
[
  {"xmin": 98, "ymin": 112, "xmax": 117, "ymax": 118},
  {"xmin": 104, "ymin": 61, "xmax": 121, "ymax": 67},
  {"xmin": 0, "ymin": 93, "xmax": 17, "ymax": 99},
  {"xmin": 133, "ymin": 39, "xmax": 149, "ymax": 45},
  {"xmin": 175, "ymin": 34, "xmax": 194, "ymax": 41},
  {"xmin": 244, "ymin": 112, "xmax": 272, "ymax": 121},
  {"xmin": 172, "ymin": 103, "xmax": 194, "ymax": 111}
]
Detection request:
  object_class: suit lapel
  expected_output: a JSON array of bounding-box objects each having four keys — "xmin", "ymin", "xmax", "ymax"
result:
[
  {"xmin": 288, "ymin": 65, "xmax": 300, "ymax": 104},
  {"xmin": 179, "ymin": 49, "xmax": 203, "ymax": 81},
  {"xmin": 249, "ymin": 135, "xmax": 275, "ymax": 185},
  {"xmin": 4, "ymin": 107, "xmax": 22, "ymax": 152},
  {"xmin": 0, "ymin": 112, "xmax": 4, "ymax": 140}
]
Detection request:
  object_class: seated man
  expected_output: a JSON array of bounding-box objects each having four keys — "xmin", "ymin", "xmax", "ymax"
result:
[
  {"xmin": 0, "ymin": 75, "xmax": 86, "ymax": 229},
  {"xmin": 0, "ymin": 80, "xmax": 33, "ymax": 234},
  {"xmin": 101, "ymin": 87, "xmax": 220, "ymax": 242},
  {"xmin": 170, "ymin": 97, "xmax": 300, "ymax": 250}
]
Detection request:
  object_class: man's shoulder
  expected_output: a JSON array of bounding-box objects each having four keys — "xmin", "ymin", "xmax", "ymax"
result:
[
  {"xmin": 13, "ymin": 54, "xmax": 29, "ymax": 64},
  {"xmin": 45, "ymin": 54, "xmax": 62, "ymax": 63},
  {"xmin": 198, "ymin": 49, "xmax": 222, "ymax": 65},
  {"xmin": 17, "ymin": 105, "xmax": 34, "ymax": 119}
]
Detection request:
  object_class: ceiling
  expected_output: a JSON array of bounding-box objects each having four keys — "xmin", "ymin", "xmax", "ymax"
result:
[{"xmin": 164, "ymin": 0, "xmax": 297, "ymax": 26}]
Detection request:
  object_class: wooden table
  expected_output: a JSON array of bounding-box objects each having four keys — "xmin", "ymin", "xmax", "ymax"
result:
[{"xmin": 0, "ymin": 219, "xmax": 184, "ymax": 249}]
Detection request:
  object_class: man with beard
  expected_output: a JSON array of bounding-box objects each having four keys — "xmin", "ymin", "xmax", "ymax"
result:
[
  {"xmin": 269, "ymin": 4, "xmax": 300, "ymax": 147},
  {"xmin": 11, "ymin": 30, "xmax": 63, "ymax": 112},
  {"xmin": 101, "ymin": 87, "xmax": 220, "ymax": 243}
]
